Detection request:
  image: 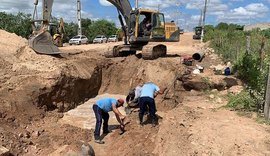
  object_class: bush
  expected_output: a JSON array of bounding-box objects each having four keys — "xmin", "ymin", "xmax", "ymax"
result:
[
  {"xmin": 226, "ymin": 90, "xmax": 256, "ymax": 111},
  {"xmin": 0, "ymin": 12, "xmax": 32, "ymax": 38},
  {"xmin": 204, "ymin": 22, "xmax": 270, "ymax": 113}
]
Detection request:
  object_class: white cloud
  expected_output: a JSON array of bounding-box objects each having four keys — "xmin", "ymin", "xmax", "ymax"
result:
[
  {"xmin": 217, "ymin": 3, "xmax": 269, "ymax": 23},
  {"xmin": 99, "ymin": 0, "xmax": 112, "ymax": 6},
  {"xmin": 0, "ymin": 0, "xmax": 32, "ymax": 13},
  {"xmin": 138, "ymin": 0, "xmax": 182, "ymax": 10},
  {"xmin": 0, "ymin": 0, "xmax": 94, "ymax": 22},
  {"xmin": 245, "ymin": 3, "xmax": 269, "ymax": 13}
]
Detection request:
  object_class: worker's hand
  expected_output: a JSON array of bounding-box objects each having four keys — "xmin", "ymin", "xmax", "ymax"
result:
[
  {"xmin": 120, "ymin": 124, "xmax": 125, "ymax": 128},
  {"xmin": 120, "ymin": 115, "xmax": 126, "ymax": 121}
]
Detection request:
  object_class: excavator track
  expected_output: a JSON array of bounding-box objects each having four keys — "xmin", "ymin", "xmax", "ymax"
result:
[
  {"xmin": 105, "ymin": 45, "xmax": 121, "ymax": 58},
  {"xmin": 105, "ymin": 44, "xmax": 136, "ymax": 58},
  {"xmin": 105, "ymin": 43, "xmax": 167, "ymax": 60},
  {"xmin": 141, "ymin": 43, "xmax": 167, "ymax": 60}
]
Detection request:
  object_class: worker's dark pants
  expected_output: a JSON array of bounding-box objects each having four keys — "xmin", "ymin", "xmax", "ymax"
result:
[
  {"xmin": 92, "ymin": 105, "xmax": 109, "ymax": 140},
  {"xmin": 139, "ymin": 97, "xmax": 156, "ymax": 124}
]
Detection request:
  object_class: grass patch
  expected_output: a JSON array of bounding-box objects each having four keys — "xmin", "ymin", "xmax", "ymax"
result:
[
  {"xmin": 256, "ymin": 116, "xmax": 270, "ymax": 125},
  {"xmin": 236, "ymin": 111, "xmax": 253, "ymax": 118},
  {"xmin": 226, "ymin": 90, "xmax": 256, "ymax": 111}
]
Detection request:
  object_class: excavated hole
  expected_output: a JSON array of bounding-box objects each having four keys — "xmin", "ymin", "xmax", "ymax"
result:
[
  {"xmin": 35, "ymin": 57, "xmax": 184, "ymax": 113},
  {"xmin": 36, "ymin": 66, "xmax": 102, "ymax": 112}
]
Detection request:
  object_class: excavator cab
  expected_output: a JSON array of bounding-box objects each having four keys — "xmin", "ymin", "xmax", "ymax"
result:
[
  {"xmin": 150, "ymin": 12, "xmax": 166, "ymax": 40},
  {"xmin": 129, "ymin": 10, "xmax": 165, "ymax": 44},
  {"xmin": 105, "ymin": 0, "xmax": 169, "ymax": 59}
]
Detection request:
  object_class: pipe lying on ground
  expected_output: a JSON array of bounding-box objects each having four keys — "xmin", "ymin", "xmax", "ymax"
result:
[{"xmin": 192, "ymin": 52, "xmax": 205, "ymax": 62}]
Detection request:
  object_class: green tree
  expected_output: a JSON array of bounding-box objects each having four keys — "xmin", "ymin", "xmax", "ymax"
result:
[
  {"xmin": 204, "ymin": 25, "xmax": 214, "ymax": 31},
  {"xmin": 81, "ymin": 18, "xmax": 92, "ymax": 39},
  {"xmin": 87, "ymin": 19, "xmax": 118, "ymax": 41},
  {"xmin": 63, "ymin": 22, "xmax": 77, "ymax": 41},
  {"xmin": 0, "ymin": 12, "xmax": 32, "ymax": 38},
  {"xmin": 203, "ymin": 25, "xmax": 215, "ymax": 41},
  {"xmin": 0, "ymin": 12, "xmax": 119, "ymax": 45},
  {"xmin": 216, "ymin": 22, "xmax": 229, "ymax": 30}
]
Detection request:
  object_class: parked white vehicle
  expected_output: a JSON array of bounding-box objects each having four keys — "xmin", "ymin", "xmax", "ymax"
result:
[
  {"xmin": 69, "ymin": 35, "xmax": 88, "ymax": 45},
  {"xmin": 93, "ymin": 35, "xmax": 107, "ymax": 43},
  {"xmin": 108, "ymin": 35, "xmax": 118, "ymax": 42}
]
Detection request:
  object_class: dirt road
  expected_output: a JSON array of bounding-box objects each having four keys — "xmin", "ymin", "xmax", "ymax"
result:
[{"xmin": 1, "ymin": 30, "xmax": 270, "ymax": 155}]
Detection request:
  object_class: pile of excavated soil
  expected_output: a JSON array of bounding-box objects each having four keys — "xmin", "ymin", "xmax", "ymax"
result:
[
  {"xmin": 0, "ymin": 29, "xmax": 27, "ymax": 55},
  {"xmin": 0, "ymin": 29, "xmax": 102, "ymax": 113},
  {"xmin": 99, "ymin": 55, "xmax": 184, "ymax": 94},
  {"xmin": 0, "ymin": 30, "xmax": 102, "ymax": 155}
]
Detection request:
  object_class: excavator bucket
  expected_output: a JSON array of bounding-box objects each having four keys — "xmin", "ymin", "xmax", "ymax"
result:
[
  {"xmin": 167, "ymin": 29, "xmax": 180, "ymax": 42},
  {"xmin": 29, "ymin": 31, "xmax": 61, "ymax": 55}
]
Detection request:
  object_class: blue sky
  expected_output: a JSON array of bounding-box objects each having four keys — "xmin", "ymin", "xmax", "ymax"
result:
[{"xmin": 0, "ymin": 0, "xmax": 270, "ymax": 31}]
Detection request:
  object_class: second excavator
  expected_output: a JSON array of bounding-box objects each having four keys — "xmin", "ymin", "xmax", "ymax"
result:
[{"xmin": 29, "ymin": 0, "xmax": 179, "ymax": 59}]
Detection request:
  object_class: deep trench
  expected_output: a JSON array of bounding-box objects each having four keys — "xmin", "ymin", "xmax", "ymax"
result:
[
  {"xmin": 35, "ymin": 59, "xmax": 140, "ymax": 113},
  {"xmin": 35, "ymin": 58, "xmax": 184, "ymax": 113},
  {"xmin": 37, "ymin": 66, "xmax": 103, "ymax": 112}
]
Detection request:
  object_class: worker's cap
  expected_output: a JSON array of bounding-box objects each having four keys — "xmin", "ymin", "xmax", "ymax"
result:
[{"xmin": 117, "ymin": 98, "xmax": 125, "ymax": 105}]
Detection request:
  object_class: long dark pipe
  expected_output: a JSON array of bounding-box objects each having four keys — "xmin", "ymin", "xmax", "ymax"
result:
[{"xmin": 192, "ymin": 52, "xmax": 205, "ymax": 62}]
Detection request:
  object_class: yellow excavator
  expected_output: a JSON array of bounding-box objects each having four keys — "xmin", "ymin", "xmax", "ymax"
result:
[
  {"xmin": 104, "ymin": 0, "xmax": 180, "ymax": 59},
  {"xmin": 49, "ymin": 17, "xmax": 65, "ymax": 47},
  {"xmin": 29, "ymin": 0, "xmax": 180, "ymax": 59}
]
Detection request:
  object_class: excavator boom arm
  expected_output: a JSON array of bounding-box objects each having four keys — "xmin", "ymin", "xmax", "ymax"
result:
[
  {"xmin": 107, "ymin": 0, "xmax": 132, "ymax": 25},
  {"xmin": 42, "ymin": 0, "xmax": 54, "ymax": 23}
]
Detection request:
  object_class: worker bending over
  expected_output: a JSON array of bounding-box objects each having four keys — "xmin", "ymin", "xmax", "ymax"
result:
[
  {"xmin": 139, "ymin": 82, "xmax": 166, "ymax": 127},
  {"xmin": 92, "ymin": 98, "xmax": 125, "ymax": 144}
]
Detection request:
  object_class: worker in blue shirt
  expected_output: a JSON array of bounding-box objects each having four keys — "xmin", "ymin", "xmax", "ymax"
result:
[
  {"xmin": 92, "ymin": 98, "xmax": 125, "ymax": 144},
  {"xmin": 139, "ymin": 82, "xmax": 166, "ymax": 127}
]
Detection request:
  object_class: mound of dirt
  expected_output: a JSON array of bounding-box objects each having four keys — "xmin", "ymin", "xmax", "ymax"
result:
[
  {"xmin": 99, "ymin": 56, "xmax": 184, "ymax": 94},
  {"xmin": 0, "ymin": 30, "xmax": 103, "ymax": 155},
  {"xmin": 0, "ymin": 29, "xmax": 27, "ymax": 54}
]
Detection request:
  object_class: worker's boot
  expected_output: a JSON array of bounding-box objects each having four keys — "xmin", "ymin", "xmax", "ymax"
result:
[
  {"xmin": 94, "ymin": 136, "xmax": 105, "ymax": 144},
  {"xmin": 151, "ymin": 117, "xmax": 157, "ymax": 127},
  {"xmin": 103, "ymin": 129, "xmax": 112, "ymax": 134},
  {"xmin": 95, "ymin": 139, "xmax": 105, "ymax": 144}
]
